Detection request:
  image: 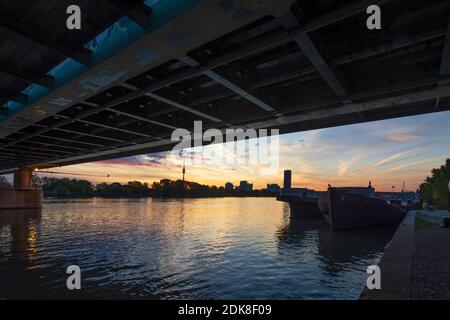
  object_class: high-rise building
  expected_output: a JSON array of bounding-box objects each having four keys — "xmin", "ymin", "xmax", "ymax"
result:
[
  {"xmin": 283, "ymin": 170, "xmax": 292, "ymax": 189},
  {"xmin": 239, "ymin": 180, "xmax": 253, "ymax": 192}
]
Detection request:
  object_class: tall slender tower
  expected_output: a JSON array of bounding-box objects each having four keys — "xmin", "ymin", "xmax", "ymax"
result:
[
  {"xmin": 181, "ymin": 147, "xmax": 186, "ymax": 182},
  {"xmin": 283, "ymin": 170, "xmax": 292, "ymax": 189}
]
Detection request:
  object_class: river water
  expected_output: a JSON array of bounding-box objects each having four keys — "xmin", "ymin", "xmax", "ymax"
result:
[{"xmin": 0, "ymin": 197, "xmax": 396, "ymax": 299}]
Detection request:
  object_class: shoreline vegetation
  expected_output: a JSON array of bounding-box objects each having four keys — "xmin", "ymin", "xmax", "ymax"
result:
[
  {"xmin": 418, "ymin": 158, "xmax": 450, "ymax": 209},
  {"xmin": 25, "ymin": 177, "xmax": 276, "ymax": 199}
]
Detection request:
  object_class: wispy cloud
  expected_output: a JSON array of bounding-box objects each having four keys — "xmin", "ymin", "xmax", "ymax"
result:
[
  {"xmin": 338, "ymin": 157, "xmax": 358, "ymax": 176},
  {"xmin": 386, "ymin": 133, "xmax": 420, "ymax": 142}
]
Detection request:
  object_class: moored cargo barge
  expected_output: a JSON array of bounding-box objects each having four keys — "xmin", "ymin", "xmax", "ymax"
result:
[{"xmin": 319, "ymin": 184, "xmax": 408, "ymax": 230}]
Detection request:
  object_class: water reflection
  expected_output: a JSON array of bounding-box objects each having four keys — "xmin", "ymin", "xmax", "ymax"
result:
[
  {"xmin": 0, "ymin": 198, "xmax": 395, "ymax": 299},
  {"xmin": 276, "ymin": 216, "xmax": 397, "ymax": 277},
  {"xmin": 0, "ymin": 209, "xmax": 43, "ymax": 299},
  {"xmin": 0, "ymin": 208, "xmax": 42, "ymax": 260}
]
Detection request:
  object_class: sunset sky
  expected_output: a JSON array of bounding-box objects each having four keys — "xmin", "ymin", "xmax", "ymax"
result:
[{"xmin": 14, "ymin": 110, "xmax": 450, "ymax": 192}]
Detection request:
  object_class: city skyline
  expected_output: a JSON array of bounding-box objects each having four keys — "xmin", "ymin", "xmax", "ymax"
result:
[{"xmin": 4, "ymin": 111, "xmax": 450, "ymax": 192}]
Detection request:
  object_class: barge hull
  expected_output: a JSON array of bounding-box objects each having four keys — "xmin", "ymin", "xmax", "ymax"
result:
[
  {"xmin": 323, "ymin": 188, "xmax": 407, "ymax": 230},
  {"xmin": 277, "ymin": 196, "xmax": 321, "ymax": 217}
]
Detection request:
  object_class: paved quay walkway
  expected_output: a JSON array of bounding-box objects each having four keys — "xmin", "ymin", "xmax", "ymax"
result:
[
  {"xmin": 360, "ymin": 210, "xmax": 450, "ymax": 300},
  {"xmin": 410, "ymin": 211, "xmax": 450, "ymax": 299}
]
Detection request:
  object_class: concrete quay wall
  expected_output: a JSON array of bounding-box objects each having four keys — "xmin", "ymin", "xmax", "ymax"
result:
[
  {"xmin": 360, "ymin": 211, "xmax": 416, "ymax": 299},
  {"xmin": 0, "ymin": 188, "xmax": 43, "ymax": 209}
]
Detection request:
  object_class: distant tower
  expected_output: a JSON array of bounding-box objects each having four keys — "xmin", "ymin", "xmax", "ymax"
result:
[
  {"xmin": 283, "ymin": 170, "xmax": 292, "ymax": 189},
  {"xmin": 181, "ymin": 147, "xmax": 186, "ymax": 182}
]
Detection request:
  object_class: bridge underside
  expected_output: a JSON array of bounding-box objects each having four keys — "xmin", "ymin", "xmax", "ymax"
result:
[{"xmin": 0, "ymin": 0, "xmax": 450, "ymax": 173}]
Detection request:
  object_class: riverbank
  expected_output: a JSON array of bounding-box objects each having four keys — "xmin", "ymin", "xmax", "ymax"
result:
[
  {"xmin": 42, "ymin": 194, "xmax": 277, "ymax": 200},
  {"xmin": 360, "ymin": 210, "xmax": 450, "ymax": 299}
]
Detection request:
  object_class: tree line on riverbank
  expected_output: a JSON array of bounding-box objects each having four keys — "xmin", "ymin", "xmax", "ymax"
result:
[
  {"xmin": 37, "ymin": 177, "xmax": 151, "ymax": 198},
  {"xmin": 419, "ymin": 158, "xmax": 450, "ymax": 209},
  {"xmin": 151, "ymin": 179, "xmax": 273, "ymax": 198},
  {"xmin": 26, "ymin": 176, "xmax": 273, "ymax": 198}
]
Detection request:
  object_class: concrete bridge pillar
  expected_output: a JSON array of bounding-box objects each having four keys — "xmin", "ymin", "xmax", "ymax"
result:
[
  {"xmin": 0, "ymin": 167, "xmax": 42, "ymax": 209},
  {"xmin": 13, "ymin": 167, "xmax": 33, "ymax": 189}
]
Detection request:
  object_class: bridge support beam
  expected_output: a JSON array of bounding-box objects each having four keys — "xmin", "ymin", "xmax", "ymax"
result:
[
  {"xmin": 0, "ymin": 167, "xmax": 42, "ymax": 210},
  {"xmin": 13, "ymin": 167, "xmax": 33, "ymax": 189}
]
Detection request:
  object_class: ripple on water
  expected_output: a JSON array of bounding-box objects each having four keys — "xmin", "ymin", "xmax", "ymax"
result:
[{"xmin": 0, "ymin": 198, "xmax": 396, "ymax": 299}]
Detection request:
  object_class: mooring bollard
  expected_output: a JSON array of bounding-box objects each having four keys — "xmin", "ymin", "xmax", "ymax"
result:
[
  {"xmin": 448, "ymin": 181, "xmax": 450, "ymax": 213},
  {"xmin": 443, "ymin": 217, "xmax": 450, "ymax": 228}
]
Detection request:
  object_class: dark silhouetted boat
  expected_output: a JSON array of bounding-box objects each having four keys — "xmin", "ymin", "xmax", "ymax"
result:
[
  {"xmin": 277, "ymin": 188, "xmax": 322, "ymax": 217},
  {"xmin": 318, "ymin": 183, "xmax": 407, "ymax": 230}
]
